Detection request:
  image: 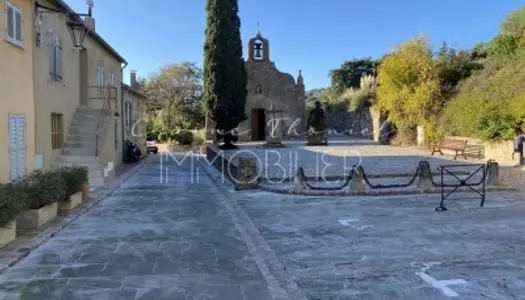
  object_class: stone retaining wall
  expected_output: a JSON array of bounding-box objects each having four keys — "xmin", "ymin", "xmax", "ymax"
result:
[
  {"xmin": 449, "ymin": 136, "xmax": 518, "ymax": 163},
  {"xmin": 206, "ymin": 144, "xmax": 258, "ymax": 190},
  {"xmin": 326, "ymin": 107, "xmax": 389, "ymax": 143},
  {"xmin": 326, "ymin": 109, "xmax": 373, "ymax": 138}
]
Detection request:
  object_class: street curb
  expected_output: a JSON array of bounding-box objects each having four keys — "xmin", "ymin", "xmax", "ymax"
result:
[
  {"xmin": 258, "ymin": 184, "xmax": 516, "ymax": 197},
  {"xmin": 0, "ymin": 159, "xmax": 147, "ymax": 274}
]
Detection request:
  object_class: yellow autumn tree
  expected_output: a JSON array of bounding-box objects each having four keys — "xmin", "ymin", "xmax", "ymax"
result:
[{"xmin": 377, "ymin": 35, "xmax": 443, "ymax": 144}]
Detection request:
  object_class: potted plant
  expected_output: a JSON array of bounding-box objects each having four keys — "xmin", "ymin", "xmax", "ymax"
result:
[
  {"xmin": 0, "ymin": 183, "xmax": 26, "ymax": 247},
  {"xmin": 16, "ymin": 169, "xmax": 64, "ymax": 230},
  {"xmin": 58, "ymin": 166, "xmax": 88, "ymax": 213}
]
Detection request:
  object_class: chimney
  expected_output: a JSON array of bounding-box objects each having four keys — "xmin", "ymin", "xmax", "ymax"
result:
[
  {"xmin": 84, "ymin": 18, "xmax": 95, "ymax": 32},
  {"xmin": 84, "ymin": 0, "xmax": 95, "ymax": 31},
  {"xmin": 130, "ymin": 71, "xmax": 137, "ymax": 89}
]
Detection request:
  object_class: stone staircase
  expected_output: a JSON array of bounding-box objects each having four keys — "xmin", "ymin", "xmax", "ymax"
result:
[{"xmin": 55, "ymin": 106, "xmax": 110, "ymax": 187}]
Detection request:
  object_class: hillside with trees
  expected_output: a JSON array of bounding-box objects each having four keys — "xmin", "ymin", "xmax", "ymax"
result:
[{"xmin": 312, "ymin": 4, "xmax": 525, "ymax": 145}]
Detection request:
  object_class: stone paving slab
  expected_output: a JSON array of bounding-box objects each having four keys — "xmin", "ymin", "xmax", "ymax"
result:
[
  {"xmin": 0, "ymin": 155, "xmax": 273, "ymax": 300},
  {"xmin": 0, "ymin": 158, "xmax": 147, "ymax": 276},
  {"xmin": 235, "ymin": 189, "xmax": 525, "ymax": 299}
]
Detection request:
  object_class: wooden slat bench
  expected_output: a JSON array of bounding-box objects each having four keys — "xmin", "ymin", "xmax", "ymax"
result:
[{"xmin": 431, "ymin": 139, "xmax": 468, "ymax": 160}]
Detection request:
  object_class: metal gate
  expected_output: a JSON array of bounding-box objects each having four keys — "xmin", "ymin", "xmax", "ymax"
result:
[
  {"xmin": 435, "ymin": 164, "xmax": 486, "ymax": 212},
  {"xmin": 9, "ymin": 114, "xmax": 26, "ymax": 181}
]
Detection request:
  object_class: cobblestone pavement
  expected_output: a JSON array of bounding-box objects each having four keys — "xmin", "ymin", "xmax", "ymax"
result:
[
  {"xmin": 0, "ymin": 155, "xmax": 273, "ymax": 300},
  {"xmin": 225, "ymin": 137, "xmax": 505, "ymax": 179},
  {"xmin": 236, "ymin": 189, "xmax": 525, "ymax": 299}
]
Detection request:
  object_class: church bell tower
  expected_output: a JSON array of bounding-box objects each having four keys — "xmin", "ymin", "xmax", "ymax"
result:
[{"xmin": 248, "ymin": 31, "xmax": 270, "ymax": 62}]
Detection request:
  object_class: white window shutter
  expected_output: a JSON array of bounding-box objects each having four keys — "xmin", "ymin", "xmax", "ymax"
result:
[
  {"xmin": 129, "ymin": 103, "xmax": 133, "ymax": 127},
  {"xmin": 6, "ymin": 4, "xmax": 14, "ymax": 40},
  {"xmin": 49, "ymin": 45, "xmax": 55, "ymax": 79},
  {"xmin": 56, "ymin": 46, "xmax": 62, "ymax": 79},
  {"xmin": 14, "ymin": 9, "xmax": 22, "ymax": 42}
]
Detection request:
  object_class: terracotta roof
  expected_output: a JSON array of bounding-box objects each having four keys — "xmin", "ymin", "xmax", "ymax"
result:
[{"xmin": 53, "ymin": 0, "xmax": 127, "ymax": 64}]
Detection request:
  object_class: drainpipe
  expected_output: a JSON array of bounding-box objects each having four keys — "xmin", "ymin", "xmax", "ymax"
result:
[{"xmin": 121, "ymin": 62, "xmax": 128, "ymax": 162}]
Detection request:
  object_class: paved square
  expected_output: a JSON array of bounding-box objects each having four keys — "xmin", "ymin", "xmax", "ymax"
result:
[
  {"xmin": 236, "ymin": 189, "xmax": 525, "ymax": 299},
  {"xmin": 0, "ymin": 142, "xmax": 523, "ymax": 300},
  {"xmin": 0, "ymin": 157, "xmax": 273, "ymax": 300}
]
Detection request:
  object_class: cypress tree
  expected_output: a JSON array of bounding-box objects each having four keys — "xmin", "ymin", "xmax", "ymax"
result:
[{"xmin": 203, "ymin": 0, "xmax": 247, "ymax": 149}]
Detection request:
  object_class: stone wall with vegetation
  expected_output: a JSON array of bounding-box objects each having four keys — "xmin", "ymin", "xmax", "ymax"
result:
[{"xmin": 326, "ymin": 109, "xmax": 373, "ymax": 138}]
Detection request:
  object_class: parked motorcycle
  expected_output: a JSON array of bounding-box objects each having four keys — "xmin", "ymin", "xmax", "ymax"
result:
[{"xmin": 124, "ymin": 140, "xmax": 142, "ymax": 163}]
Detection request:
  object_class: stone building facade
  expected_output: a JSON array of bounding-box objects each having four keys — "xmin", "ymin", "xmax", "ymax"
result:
[{"xmin": 237, "ymin": 31, "xmax": 306, "ymax": 141}]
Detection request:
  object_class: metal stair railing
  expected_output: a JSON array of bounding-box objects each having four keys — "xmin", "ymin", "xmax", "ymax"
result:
[{"xmin": 94, "ymin": 85, "xmax": 116, "ymax": 157}]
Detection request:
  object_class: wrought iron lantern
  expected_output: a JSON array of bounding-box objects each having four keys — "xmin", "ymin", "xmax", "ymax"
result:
[
  {"xmin": 67, "ymin": 20, "xmax": 89, "ymax": 48},
  {"xmin": 35, "ymin": 0, "xmax": 94, "ymax": 49}
]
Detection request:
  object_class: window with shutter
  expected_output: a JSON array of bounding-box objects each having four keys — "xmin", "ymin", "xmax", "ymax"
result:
[
  {"xmin": 97, "ymin": 66, "xmax": 104, "ymax": 86},
  {"xmin": 109, "ymin": 72, "xmax": 116, "ymax": 87},
  {"xmin": 51, "ymin": 113, "xmax": 64, "ymax": 149},
  {"xmin": 5, "ymin": 1, "xmax": 23, "ymax": 47},
  {"xmin": 14, "ymin": 9, "xmax": 22, "ymax": 41},
  {"xmin": 49, "ymin": 39, "xmax": 62, "ymax": 81},
  {"xmin": 124, "ymin": 102, "xmax": 132, "ymax": 127},
  {"xmin": 97, "ymin": 66, "xmax": 104, "ymax": 96}
]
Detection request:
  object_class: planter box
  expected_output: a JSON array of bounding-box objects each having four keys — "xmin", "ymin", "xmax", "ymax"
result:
[
  {"xmin": 82, "ymin": 183, "xmax": 90, "ymax": 202},
  {"xmin": 58, "ymin": 191, "xmax": 83, "ymax": 212},
  {"xmin": 16, "ymin": 202, "xmax": 57, "ymax": 230},
  {"xmin": 0, "ymin": 220, "xmax": 16, "ymax": 248}
]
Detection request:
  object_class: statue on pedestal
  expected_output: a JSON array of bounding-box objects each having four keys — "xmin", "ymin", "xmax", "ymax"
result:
[{"xmin": 307, "ymin": 101, "xmax": 328, "ymax": 146}]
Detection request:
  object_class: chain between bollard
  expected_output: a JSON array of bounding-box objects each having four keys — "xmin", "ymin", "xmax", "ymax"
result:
[
  {"xmin": 299, "ymin": 167, "xmax": 355, "ymax": 191},
  {"xmin": 296, "ymin": 159, "xmax": 493, "ymax": 192}
]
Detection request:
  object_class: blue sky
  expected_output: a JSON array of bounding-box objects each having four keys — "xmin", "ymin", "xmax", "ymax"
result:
[{"xmin": 65, "ymin": 0, "xmax": 523, "ymax": 89}]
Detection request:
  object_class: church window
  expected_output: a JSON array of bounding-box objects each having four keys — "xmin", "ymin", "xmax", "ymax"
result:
[{"xmin": 255, "ymin": 85, "xmax": 262, "ymax": 95}]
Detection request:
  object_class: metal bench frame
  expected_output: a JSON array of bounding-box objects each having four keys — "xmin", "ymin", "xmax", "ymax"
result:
[{"xmin": 431, "ymin": 139, "xmax": 468, "ymax": 160}]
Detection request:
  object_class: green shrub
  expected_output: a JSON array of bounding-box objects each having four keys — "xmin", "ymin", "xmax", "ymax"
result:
[
  {"xmin": 23, "ymin": 169, "xmax": 66, "ymax": 210},
  {"xmin": 443, "ymin": 51, "xmax": 525, "ymax": 141},
  {"xmin": 192, "ymin": 134, "xmax": 204, "ymax": 146},
  {"xmin": 157, "ymin": 132, "xmax": 169, "ymax": 142},
  {"xmin": 0, "ymin": 183, "xmax": 27, "ymax": 227},
  {"xmin": 175, "ymin": 130, "xmax": 194, "ymax": 145},
  {"xmin": 59, "ymin": 166, "xmax": 88, "ymax": 201},
  {"xmin": 170, "ymin": 130, "xmax": 178, "ymax": 141}
]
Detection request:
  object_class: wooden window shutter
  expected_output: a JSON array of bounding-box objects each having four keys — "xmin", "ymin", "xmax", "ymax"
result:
[
  {"xmin": 6, "ymin": 4, "xmax": 14, "ymax": 39},
  {"xmin": 14, "ymin": 9, "xmax": 22, "ymax": 42}
]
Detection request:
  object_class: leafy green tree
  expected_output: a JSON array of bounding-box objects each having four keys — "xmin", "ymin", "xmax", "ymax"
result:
[
  {"xmin": 470, "ymin": 42, "xmax": 488, "ymax": 60},
  {"xmin": 438, "ymin": 41, "xmax": 449, "ymax": 58},
  {"xmin": 377, "ymin": 35, "xmax": 442, "ymax": 143},
  {"xmin": 436, "ymin": 46, "xmax": 483, "ymax": 96},
  {"xmin": 203, "ymin": 0, "xmax": 247, "ymax": 149},
  {"xmin": 143, "ymin": 62, "xmax": 202, "ymax": 129},
  {"xmin": 500, "ymin": 5, "xmax": 525, "ymax": 34},
  {"xmin": 329, "ymin": 58, "xmax": 379, "ymax": 93},
  {"xmin": 487, "ymin": 33, "xmax": 519, "ymax": 57}
]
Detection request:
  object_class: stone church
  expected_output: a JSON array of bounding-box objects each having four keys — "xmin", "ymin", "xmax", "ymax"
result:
[{"xmin": 237, "ymin": 31, "xmax": 306, "ymax": 141}]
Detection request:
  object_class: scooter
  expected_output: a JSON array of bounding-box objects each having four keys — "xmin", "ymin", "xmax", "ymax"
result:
[{"xmin": 124, "ymin": 140, "xmax": 142, "ymax": 163}]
